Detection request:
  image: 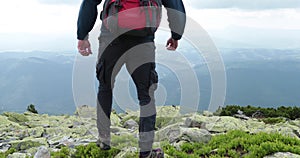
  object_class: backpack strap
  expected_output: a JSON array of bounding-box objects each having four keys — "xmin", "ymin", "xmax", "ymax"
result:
[{"xmin": 140, "ymin": 0, "xmax": 149, "ymax": 6}]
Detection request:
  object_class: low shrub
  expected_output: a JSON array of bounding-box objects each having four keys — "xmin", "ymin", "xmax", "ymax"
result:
[
  {"xmin": 219, "ymin": 105, "xmax": 300, "ymax": 120},
  {"xmin": 163, "ymin": 130, "xmax": 300, "ymax": 158}
]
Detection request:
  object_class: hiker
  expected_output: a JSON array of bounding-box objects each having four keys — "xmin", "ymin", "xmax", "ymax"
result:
[{"xmin": 77, "ymin": 0, "xmax": 186, "ymax": 157}]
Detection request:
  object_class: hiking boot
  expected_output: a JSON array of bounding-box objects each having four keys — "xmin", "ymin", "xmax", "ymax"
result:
[
  {"xmin": 139, "ymin": 148, "xmax": 164, "ymax": 158},
  {"xmin": 96, "ymin": 140, "xmax": 111, "ymax": 150}
]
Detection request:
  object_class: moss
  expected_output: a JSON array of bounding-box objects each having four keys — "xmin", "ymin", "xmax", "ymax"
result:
[
  {"xmin": 111, "ymin": 134, "xmax": 138, "ymax": 149},
  {"xmin": 10, "ymin": 140, "xmax": 42, "ymax": 151},
  {"xmin": 121, "ymin": 115, "xmax": 139, "ymax": 125},
  {"xmin": 155, "ymin": 117, "xmax": 178, "ymax": 129},
  {"xmin": 3, "ymin": 112, "xmax": 29, "ymax": 124}
]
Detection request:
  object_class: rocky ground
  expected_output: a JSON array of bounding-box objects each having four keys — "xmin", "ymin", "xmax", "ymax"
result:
[{"xmin": 1, "ymin": 105, "xmax": 300, "ymax": 158}]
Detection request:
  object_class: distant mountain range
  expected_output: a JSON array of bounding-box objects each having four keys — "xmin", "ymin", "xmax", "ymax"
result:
[{"xmin": 0, "ymin": 48, "xmax": 299, "ymax": 114}]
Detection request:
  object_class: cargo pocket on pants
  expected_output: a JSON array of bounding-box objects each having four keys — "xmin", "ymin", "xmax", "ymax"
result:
[
  {"xmin": 96, "ymin": 60, "xmax": 105, "ymax": 84},
  {"xmin": 149, "ymin": 63, "xmax": 158, "ymax": 90}
]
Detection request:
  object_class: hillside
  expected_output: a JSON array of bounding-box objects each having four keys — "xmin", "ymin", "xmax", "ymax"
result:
[
  {"xmin": 1, "ymin": 106, "xmax": 300, "ymax": 158},
  {"xmin": 1, "ymin": 49, "xmax": 300, "ymax": 114}
]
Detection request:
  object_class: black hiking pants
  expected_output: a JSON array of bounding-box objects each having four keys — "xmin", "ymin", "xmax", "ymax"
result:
[{"xmin": 96, "ymin": 34, "xmax": 158, "ymax": 153}]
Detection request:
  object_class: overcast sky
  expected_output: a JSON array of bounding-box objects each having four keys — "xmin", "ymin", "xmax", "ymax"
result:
[{"xmin": 0, "ymin": 0, "xmax": 299, "ymax": 51}]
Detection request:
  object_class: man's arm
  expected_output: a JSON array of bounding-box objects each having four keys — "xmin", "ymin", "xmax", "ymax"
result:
[
  {"xmin": 161, "ymin": 0, "xmax": 186, "ymax": 41},
  {"xmin": 77, "ymin": 0, "xmax": 102, "ymax": 40},
  {"xmin": 77, "ymin": 0, "xmax": 101, "ymax": 56}
]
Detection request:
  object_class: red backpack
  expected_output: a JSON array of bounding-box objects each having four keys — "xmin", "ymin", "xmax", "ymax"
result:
[{"xmin": 102, "ymin": 0, "xmax": 162, "ymax": 36}]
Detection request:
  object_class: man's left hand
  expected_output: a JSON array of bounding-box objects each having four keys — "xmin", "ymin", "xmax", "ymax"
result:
[{"xmin": 166, "ymin": 38, "xmax": 178, "ymax": 51}]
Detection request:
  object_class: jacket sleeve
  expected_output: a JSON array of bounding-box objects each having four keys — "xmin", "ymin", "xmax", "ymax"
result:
[
  {"xmin": 77, "ymin": 0, "xmax": 102, "ymax": 40},
  {"xmin": 162, "ymin": 0, "xmax": 186, "ymax": 40}
]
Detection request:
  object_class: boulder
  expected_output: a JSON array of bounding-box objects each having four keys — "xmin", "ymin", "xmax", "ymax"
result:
[
  {"xmin": 0, "ymin": 143, "xmax": 11, "ymax": 153},
  {"xmin": 0, "ymin": 115, "xmax": 12, "ymax": 126},
  {"xmin": 48, "ymin": 136, "xmax": 73, "ymax": 148},
  {"xmin": 28, "ymin": 127, "xmax": 44, "ymax": 138},
  {"xmin": 156, "ymin": 106, "xmax": 180, "ymax": 117},
  {"xmin": 2, "ymin": 112, "xmax": 29, "ymax": 124},
  {"xmin": 7, "ymin": 153, "xmax": 29, "ymax": 158},
  {"xmin": 234, "ymin": 114, "xmax": 250, "ymax": 120},
  {"xmin": 74, "ymin": 105, "xmax": 96, "ymax": 119},
  {"xmin": 111, "ymin": 112, "xmax": 121, "ymax": 126},
  {"xmin": 123, "ymin": 119, "xmax": 138, "ymax": 130},
  {"xmin": 180, "ymin": 127, "xmax": 211, "ymax": 143},
  {"xmin": 202, "ymin": 111, "xmax": 213, "ymax": 117},
  {"xmin": 34, "ymin": 146, "xmax": 50, "ymax": 158},
  {"xmin": 185, "ymin": 115, "xmax": 248, "ymax": 133},
  {"xmin": 264, "ymin": 152, "xmax": 300, "ymax": 158},
  {"xmin": 9, "ymin": 139, "xmax": 44, "ymax": 151},
  {"xmin": 184, "ymin": 117, "xmax": 205, "ymax": 129},
  {"xmin": 245, "ymin": 119, "xmax": 267, "ymax": 133},
  {"xmin": 114, "ymin": 147, "xmax": 137, "ymax": 157},
  {"xmin": 155, "ymin": 123, "xmax": 211, "ymax": 143}
]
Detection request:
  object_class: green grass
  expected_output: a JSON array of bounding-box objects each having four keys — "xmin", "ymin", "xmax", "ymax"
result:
[
  {"xmin": 50, "ymin": 143, "xmax": 121, "ymax": 158},
  {"xmin": 163, "ymin": 130, "xmax": 300, "ymax": 158},
  {"xmin": 0, "ymin": 148, "xmax": 16, "ymax": 158},
  {"xmin": 3, "ymin": 130, "xmax": 300, "ymax": 157}
]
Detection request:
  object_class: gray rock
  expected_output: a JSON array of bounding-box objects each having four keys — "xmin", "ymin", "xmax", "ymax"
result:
[
  {"xmin": 3, "ymin": 112, "xmax": 29, "ymax": 124},
  {"xmin": 9, "ymin": 139, "xmax": 45, "ymax": 151},
  {"xmin": 28, "ymin": 127, "xmax": 44, "ymax": 138},
  {"xmin": 155, "ymin": 124, "xmax": 212, "ymax": 143},
  {"xmin": 48, "ymin": 136, "xmax": 75, "ymax": 148},
  {"xmin": 34, "ymin": 146, "xmax": 50, "ymax": 158},
  {"xmin": 237, "ymin": 110, "xmax": 244, "ymax": 115},
  {"xmin": 156, "ymin": 106, "xmax": 180, "ymax": 117},
  {"xmin": 123, "ymin": 119, "xmax": 138, "ymax": 130},
  {"xmin": 115, "ymin": 147, "xmax": 138, "ymax": 157},
  {"xmin": 203, "ymin": 111, "xmax": 213, "ymax": 117},
  {"xmin": 252, "ymin": 110, "xmax": 264, "ymax": 118},
  {"xmin": 234, "ymin": 114, "xmax": 250, "ymax": 120},
  {"xmin": 185, "ymin": 115, "xmax": 249, "ymax": 133},
  {"xmin": 0, "ymin": 143, "xmax": 10, "ymax": 153},
  {"xmin": 184, "ymin": 117, "xmax": 206, "ymax": 129},
  {"xmin": 7, "ymin": 153, "xmax": 29, "ymax": 158},
  {"xmin": 74, "ymin": 105, "xmax": 96, "ymax": 119},
  {"xmin": 181, "ymin": 127, "xmax": 211, "ymax": 143},
  {"xmin": 264, "ymin": 152, "xmax": 300, "ymax": 158},
  {"xmin": 111, "ymin": 112, "xmax": 121, "ymax": 126}
]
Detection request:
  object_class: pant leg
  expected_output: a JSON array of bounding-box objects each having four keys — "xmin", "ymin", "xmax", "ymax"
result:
[
  {"xmin": 96, "ymin": 36, "xmax": 126, "ymax": 145},
  {"xmin": 125, "ymin": 41, "xmax": 158, "ymax": 153}
]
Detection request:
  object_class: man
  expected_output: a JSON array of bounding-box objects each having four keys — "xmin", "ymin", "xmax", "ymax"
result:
[{"xmin": 77, "ymin": 0, "xmax": 186, "ymax": 157}]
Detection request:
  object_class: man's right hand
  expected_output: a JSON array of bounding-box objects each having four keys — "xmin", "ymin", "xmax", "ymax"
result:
[{"xmin": 77, "ymin": 40, "xmax": 92, "ymax": 56}]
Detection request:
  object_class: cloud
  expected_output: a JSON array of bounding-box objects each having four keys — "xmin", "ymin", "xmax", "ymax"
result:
[
  {"xmin": 185, "ymin": 0, "xmax": 300, "ymax": 10},
  {"xmin": 37, "ymin": 0, "xmax": 80, "ymax": 5}
]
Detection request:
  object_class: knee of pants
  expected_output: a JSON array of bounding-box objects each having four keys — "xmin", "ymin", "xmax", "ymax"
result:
[{"xmin": 98, "ymin": 83, "xmax": 112, "ymax": 92}]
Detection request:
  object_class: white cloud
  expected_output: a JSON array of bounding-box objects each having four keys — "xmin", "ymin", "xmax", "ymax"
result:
[
  {"xmin": 37, "ymin": 0, "xmax": 80, "ymax": 5},
  {"xmin": 184, "ymin": 0, "xmax": 300, "ymax": 10},
  {"xmin": 0, "ymin": 0, "xmax": 299, "ymax": 51},
  {"xmin": 187, "ymin": 8, "xmax": 300, "ymax": 30},
  {"xmin": 185, "ymin": 8, "xmax": 300, "ymax": 49},
  {"xmin": 0, "ymin": 0, "xmax": 81, "ymax": 34}
]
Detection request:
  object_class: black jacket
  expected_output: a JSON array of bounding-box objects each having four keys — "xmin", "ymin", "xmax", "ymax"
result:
[{"xmin": 77, "ymin": 0, "xmax": 186, "ymax": 40}]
